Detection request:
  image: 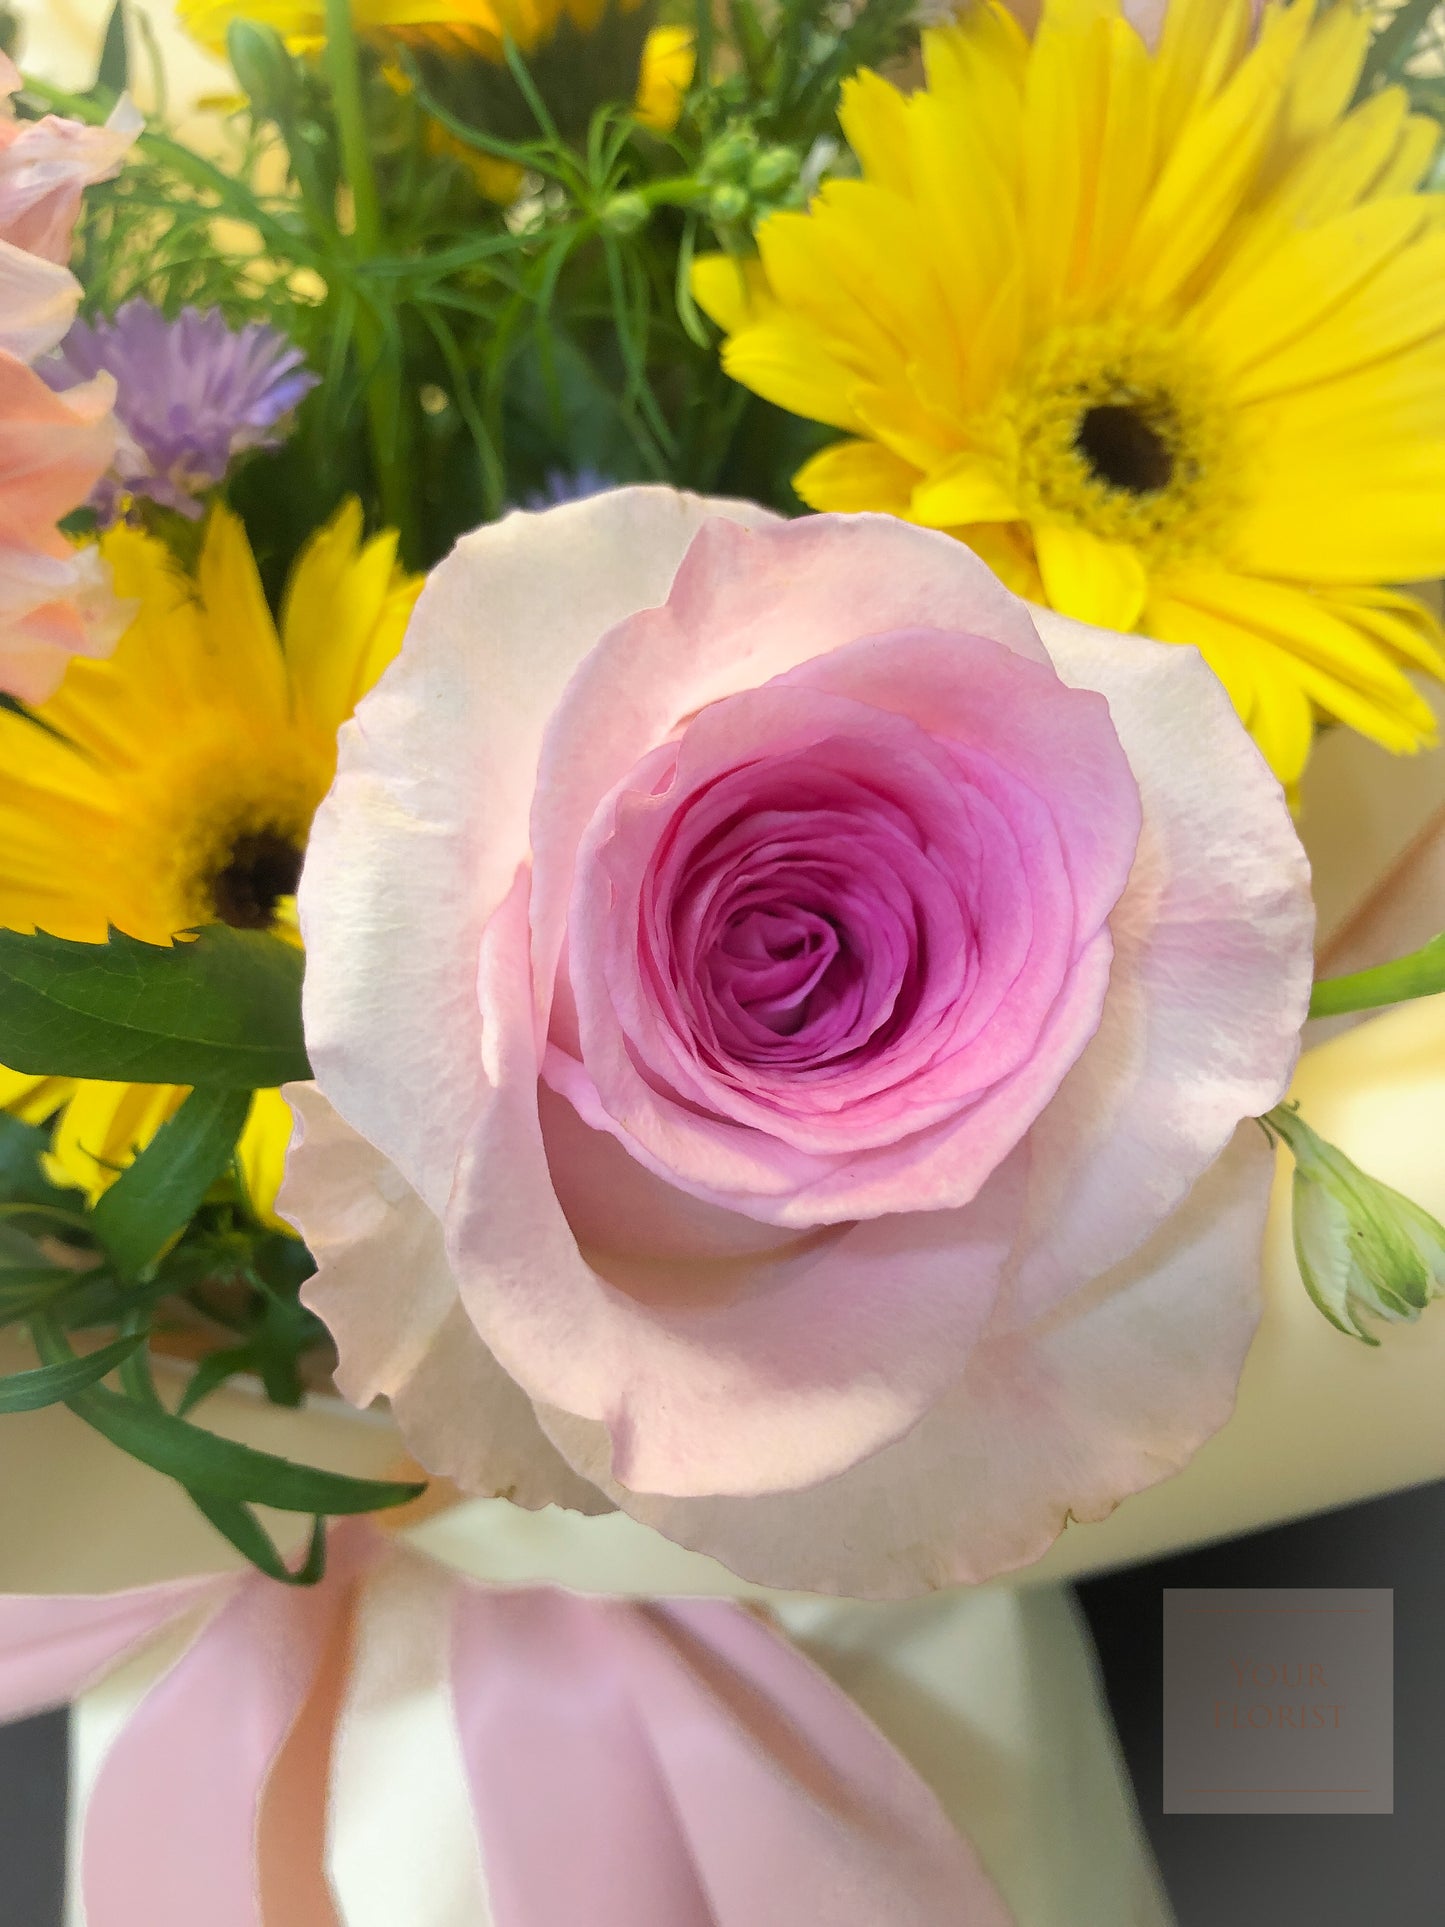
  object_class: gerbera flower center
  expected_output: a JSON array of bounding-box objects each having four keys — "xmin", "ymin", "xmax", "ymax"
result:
[
  {"xmin": 1074, "ymin": 403, "xmax": 1175, "ymax": 496},
  {"xmin": 140, "ymin": 749, "xmax": 325, "ymax": 944},
  {"xmin": 1009, "ymin": 323, "xmax": 1237, "ymax": 562},
  {"xmin": 206, "ymin": 827, "xmax": 305, "ymax": 930}
]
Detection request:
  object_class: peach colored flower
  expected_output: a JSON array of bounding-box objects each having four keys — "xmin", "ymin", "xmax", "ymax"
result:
[
  {"xmin": 0, "ymin": 53, "xmax": 140, "ymax": 265},
  {"xmin": 284, "ymin": 489, "xmax": 1314, "ymax": 1597},
  {"xmin": 0, "ymin": 57, "xmax": 134, "ymax": 700}
]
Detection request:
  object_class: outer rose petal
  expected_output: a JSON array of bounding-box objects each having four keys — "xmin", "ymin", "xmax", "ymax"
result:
[
  {"xmin": 280, "ymin": 1083, "xmax": 607, "ymax": 1516},
  {"xmin": 299, "ymin": 489, "xmax": 776, "ymax": 1218},
  {"xmin": 536, "ymin": 1125, "xmax": 1273, "ymax": 1597},
  {"xmin": 999, "ymin": 611, "xmax": 1314, "ymax": 1327}
]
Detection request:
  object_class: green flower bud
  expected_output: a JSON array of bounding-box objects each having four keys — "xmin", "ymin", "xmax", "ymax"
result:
[
  {"xmin": 748, "ymin": 145, "xmax": 800, "ymax": 198},
  {"xmin": 226, "ymin": 19, "xmax": 297, "ymax": 125},
  {"xmin": 1265, "ymin": 1105, "xmax": 1445, "ymax": 1344},
  {"xmin": 701, "ymin": 129, "xmax": 759, "ymax": 185},
  {"xmin": 707, "ymin": 182, "xmax": 752, "ymax": 227},
  {"xmin": 600, "ymin": 191, "xmax": 651, "ymax": 238}
]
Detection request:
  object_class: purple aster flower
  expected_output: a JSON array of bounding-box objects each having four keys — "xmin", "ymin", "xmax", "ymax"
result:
[
  {"xmin": 520, "ymin": 467, "xmax": 617, "ymax": 511},
  {"xmin": 45, "ymin": 300, "xmax": 319, "ymax": 522}
]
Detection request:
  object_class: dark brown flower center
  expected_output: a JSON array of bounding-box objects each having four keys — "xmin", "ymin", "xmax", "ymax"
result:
[
  {"xmin": 1074, "ymin": 403, "xmax": 1175, "ymax": 496},
  {"xmin": 207, "ymin": 829, "xmax": 304, "ymax": 930}
]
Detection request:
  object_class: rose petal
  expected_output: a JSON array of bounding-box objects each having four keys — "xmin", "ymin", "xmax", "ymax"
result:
[
  {"xmin": 299, "ymin": 488, "xmax": 774, "ymax": 1217},
  {"xmin": 441, "ymin": 873, "xmax": 1030, "ymax": 1497},
  {"xmin": 998, "ymin": 610, "xmax": 1315, "ymax": 1326},
  {"xmin": 529, "ymin": 513, "xmax": 1049, "ymax": 1022},
  {"xmin": 534, "ymin": 1124, "xmax": 1272, "ymax": 1597},
  {"xmin": 281, "ymin": 1082, "xmax": 607, "ymax": 1515}
]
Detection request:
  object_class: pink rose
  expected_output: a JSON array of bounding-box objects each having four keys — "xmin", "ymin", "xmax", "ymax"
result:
[{"xmin": 285, "ymin": 491, "xmax": 1314, "ymax": 1596}]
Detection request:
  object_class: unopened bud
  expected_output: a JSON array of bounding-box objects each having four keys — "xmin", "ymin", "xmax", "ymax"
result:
[
  {"xmin": 701, "ymin": 129, "xmax": 758, "ymax": 184},
  {"xmin": 226, "ymin": 19, "xmax": 297, "ymax": 125},
  {"xmin": 748, "ymin": 145, "xmax": 799, "ymax": 198},
  {"xmin": 707, "ymin": 182, "xmax": 751, "ymax": 226},
  {"xmin": 600, "ymin": 191, "xmax": 650, "ymax": 237},
  {"xmin": 1265, "ymin": 1105, "xmax": 1445, "ymax": 1344}
]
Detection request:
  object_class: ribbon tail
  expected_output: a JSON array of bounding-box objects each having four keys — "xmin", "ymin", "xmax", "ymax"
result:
[
  {"xmin": 79, "ymin": 1551, "xmax": 350, "ymax": 1927},
  {"xmin": 449, "ymin": 1585, "xmax": 1013, "ymax": 1926},
  {"xmin": 0, "ymin": 1573, "xmax": 225, "ymax": 1724}
]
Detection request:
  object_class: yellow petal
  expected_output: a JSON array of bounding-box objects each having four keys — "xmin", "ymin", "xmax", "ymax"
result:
[
  {"xmin": 911, "ymin": 460, "xmax": 1020, "ymax": 529},
  {"xmin": 837, "ymin": 67, "xmax": 915, "ymax": 196},
  {"xmin": 0, "ymin": 1067, "xmax": 73, "ymax": 1127},
  {"xmin": 1033, "ymin": 520, "xmax": 1148, "ymax": 631},
  {"xmin": 721, "ymin": 324, "xmax": 866, "ymax": 434},
  {"xmin": 689, "ymin": 253, "xmax": 768, "ymax": 336},
  {"xmin": 634, "ymin": 25, "xmax": 694, "ymax": 136},
  {"xmin": 237, "ymin": 1087, "xmax": 300, "ymax": 1234},
  {"xmin": 792, "ymin": 439, "xmax": 921, "ymax": 515},
  {"xmin": 282, "ymin": 501, "xmax": 421, "ymax": 750}
]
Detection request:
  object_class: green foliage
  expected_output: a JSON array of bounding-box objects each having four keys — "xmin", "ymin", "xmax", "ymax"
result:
[
  {"xmin": 1357, "ymin": 0, "xmax": 1445, "ymax": 130},
  {"xmin": 0, "ymin": 1333, "xmax": 143, "ymax": 1413},
  {"xmin": 92, "ymin": 1087, "xmax": 254, "ymax": 1278},
  {"xmin": 31, "ymin": 0, "xmax": 917, "ymax": 578},
  {"xmin": 0, "ymin": 925, "xmax": 310, "ymax": 1089},
  {"xmin": 1309, "ymin": 931, "xmax": 1445, "ymax": 1019},
  {"xmin": 0, "ymin": 0, "xmax": 924, "ymax": 1579}
]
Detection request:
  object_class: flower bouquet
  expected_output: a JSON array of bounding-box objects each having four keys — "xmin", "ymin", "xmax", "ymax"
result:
[{"xmin": 1, "ymin": 0, "xmax": 1444, "ymax": 1918}]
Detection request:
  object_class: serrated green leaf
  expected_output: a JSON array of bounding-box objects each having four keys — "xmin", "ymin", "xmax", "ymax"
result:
[
  {"xmin": 0, "ymin": 1333, "xmax": 142, "ymax": 1413},
  {"xmin": 92, "ymin": 1086, "xmax": 252, "ymax": 1278},
  {"xmin": 0, "ymin": 926, "xmax": 310, "ymax": 1089}
]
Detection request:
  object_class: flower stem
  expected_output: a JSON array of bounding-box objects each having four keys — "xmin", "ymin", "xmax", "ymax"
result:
[
  {"xmin": 1309, "ymin": 931, "xmax": 1445, "ymax": 1019},
  {"xmin": 322, "ymin": 0, "xmax": 416, "ymax": 560}
]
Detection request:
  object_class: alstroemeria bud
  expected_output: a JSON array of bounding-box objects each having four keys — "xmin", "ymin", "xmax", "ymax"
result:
[
  {"xmin": 1264, "ymin": 1106, "xmax": 1445, "ymax": 1345},
  {"xmin": 226, "ymin": 20, "xmax": 298, "ymax": 128}
]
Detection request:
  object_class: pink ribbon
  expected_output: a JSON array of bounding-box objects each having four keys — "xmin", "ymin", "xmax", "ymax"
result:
[{"xmin": 0, "ymin": 1524, "xmax": 1011, "ymax": 1925}]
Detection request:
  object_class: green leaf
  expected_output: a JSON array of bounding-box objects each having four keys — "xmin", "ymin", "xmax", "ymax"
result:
[
  {"xmin": 93, "ymin": 0, "xmax": 129, "ymax": 97},
  {"xmin": 0, "ymin": 925, "xmax": 310, "ymax": 1089},
  {"xmin": 31, "ymin": 1312, "xmax": 423, "ymax": 1514},
  {"xmin": 0, "ymin": 1112, "xmax": 79, "ymax": 1212},
  {"xmin": 64, "ymin": 1380, "xmax": 423, "ymax": 1514},
  {"xmin": 0, "ymin": 1333, "xmax": 142, "ymax": 1413},
  {"xmin": 92, "ymin": 1086, "xmax": 252, "ymax": 1278},
  {"xmin": 1356, "ymin": 0, "xmax": 1439, "ymax": 96},
  {"xmin": 187, "ymin": 1497, "xmax": 328, "ymax": 1586},
  {"xmin": 0, "ymin": 1266, "xmax": 95, "ymax": 1327},
  {"xmin": 174, "ymin": 1342, "xmax": 262, "ymax": 1418},
  {"xmin": 1309, "ymin": 931, "xmax": 1445, "ymax": 1020}
]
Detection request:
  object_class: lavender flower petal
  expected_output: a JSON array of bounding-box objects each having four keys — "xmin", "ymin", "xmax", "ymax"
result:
[{"xmin": 43, "ymin": 300, "xmax": 319, "ymax": 521}]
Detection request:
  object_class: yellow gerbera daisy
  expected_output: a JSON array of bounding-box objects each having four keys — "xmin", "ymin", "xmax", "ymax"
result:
[
  {"xmin": 180, "ymin": 0, "xmax": 692, "ymax": 136},
  {"xmin": 694, "ymin": 0, "xmax": 1445, "ymax": 787},
  {"xmin": 0, "ymin": 503, "xmax": 421, "ymax": 1232}
]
